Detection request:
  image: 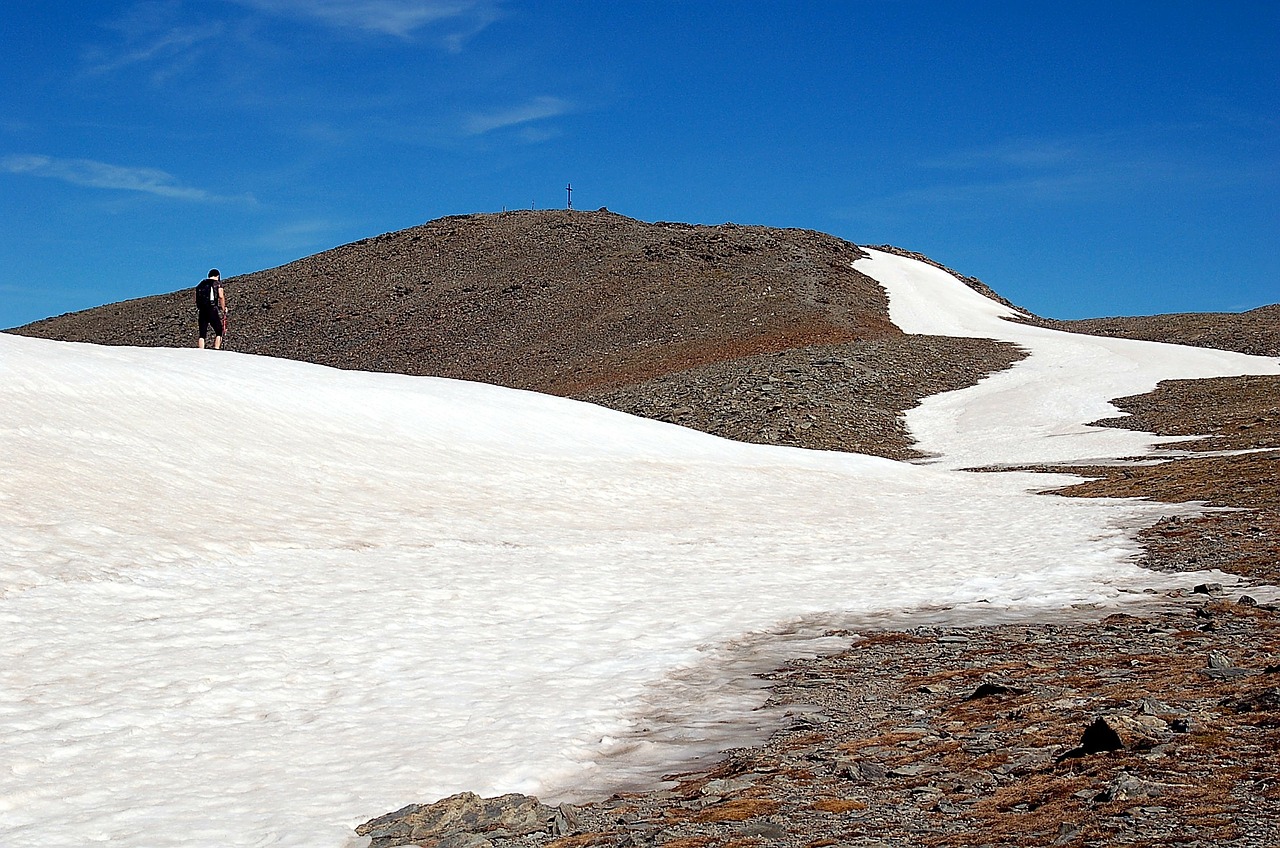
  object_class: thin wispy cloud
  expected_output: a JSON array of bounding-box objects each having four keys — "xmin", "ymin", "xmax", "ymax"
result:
[
  {"xmin": 923, "ymin": 130, "xmax": 1275, "ymax": 192},
  {"xmin": 854, "ymin": 172, "xmax": 1108, "ymax": 217},
  {"xmin": 464, "ymin": 96, "xmax": 571, "ymax": 136},
  {"xmin": 841, "ymin": 130, "xmax": 1277, "ymax": 225},
  {"xmin": 233, "ymin": 0, "xmax": 501, "ymax": 39},
  {"xmin": 921, "ymin": 138, "xmax": 1088, "ymax": 171},
  {"xmin": 83, "ymin": 22, "xmax": 224, "ymax": 77},
  {"xmin": 1, "ymin": 155, "xmax": 241, "ymax": 202}
]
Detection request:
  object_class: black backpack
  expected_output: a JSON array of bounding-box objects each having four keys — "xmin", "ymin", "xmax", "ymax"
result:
[{"xmin": 195, "ymin": 278, "xmax": 218, "ymax": 308}]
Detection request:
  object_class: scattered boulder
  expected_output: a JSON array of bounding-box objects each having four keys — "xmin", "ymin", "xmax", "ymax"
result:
[
  {"xmin": 1221, "ymin": 687, "xmax": 1280, "ymax": 715},
  {"xmin": 1139, "ymin": 698, "xmax": 1175, "ymax": 716},
  {"xmin": 700, "ymin": 776, "xmax": 758, "ymax": 797},
  {"xmin": 1052, "ymin": 821, "xmax": 1081, "ymax": 845},
  {"xmin": 736, "ymin": 820, "xmax": 788, "ymax": 839},
  {"xmin": 1060, "ymin": 714, "xmax": 1170, "ymax": 759},
  {"xmin": 553, "ymin": 805, "xmax": 582, "ymax": 837},
  {"xmin": 888, "ymin": 762, "xmax": 938, "ymax": 778},
  {"xmin": 1097, "ymin": 772, "xmax": 1169, "ymax": 803},
  {"xmin": 1201, "ymin": 652, "xmax": 1254, "ymax": 680},
  {"xmin": 836, "ymin": 758, "xmax": 888, "ymax": 782}
]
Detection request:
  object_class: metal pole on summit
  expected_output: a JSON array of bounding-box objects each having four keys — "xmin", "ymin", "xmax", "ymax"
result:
[{"xmin": 566, "ymin": 183, "xmax": 573, "ymax": 209}]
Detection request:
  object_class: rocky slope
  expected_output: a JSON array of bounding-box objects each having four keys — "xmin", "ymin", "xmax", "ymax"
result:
[
  {"xmin": 12, "ymin": 210, "xmax": 894, "ymax": 391},
  {"xmin": 359, "ymin": 598, "xmax": 1279, "ymax": 848},
  {"xmin": 1054, "ymin": 306, "xmax": 1280, "ymax": 358}
]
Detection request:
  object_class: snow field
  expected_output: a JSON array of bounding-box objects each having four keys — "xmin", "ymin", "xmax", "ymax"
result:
[
  {"xmin": 3, "ymin": 251, "xmax": 1278, "ymax": 848},
  {"xmin": 853, "ymin": 248, "xmax": 1280, "ymax": 469}
]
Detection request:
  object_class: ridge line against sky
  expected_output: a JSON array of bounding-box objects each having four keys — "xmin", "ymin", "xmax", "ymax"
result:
[{"xmin": 2, "ymin": 1, "xmax": 1276, "ymax": 328}]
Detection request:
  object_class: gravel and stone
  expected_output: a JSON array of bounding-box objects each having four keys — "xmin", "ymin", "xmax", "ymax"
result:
[
  {"xmin": 357, "ymin": 599, "xmax": 1280, "ymax": 848},
  {"xmin": 582, "ymin": 336, "xmax": 1022, "ymax": 459}
]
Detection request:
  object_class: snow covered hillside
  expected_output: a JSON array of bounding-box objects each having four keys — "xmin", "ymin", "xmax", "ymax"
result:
[
  {"xmin": 2, "ymin": 251, "xmax": 1277, "ymax": 848},
  {"xmin": 855, "ymin": 248, "xmax": 1280, "ymax": 469}
]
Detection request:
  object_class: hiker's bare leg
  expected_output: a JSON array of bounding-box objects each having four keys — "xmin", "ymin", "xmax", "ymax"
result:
[
  {"xmin": 214, "ymin": 335, "xmax": 222, "ymax": 350},
  {"xmin": 197, "ymin": 335, "xmax": 205, "ymax": 349}
]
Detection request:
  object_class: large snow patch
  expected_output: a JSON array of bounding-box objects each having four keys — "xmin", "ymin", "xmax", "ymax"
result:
[{"xmin": 3, "ymin": 252, "xmax": 1278, "ymax": 848}]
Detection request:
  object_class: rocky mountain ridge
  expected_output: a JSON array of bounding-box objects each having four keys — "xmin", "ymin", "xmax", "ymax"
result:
[{"xmin": 16, "ymin": 210, "xmax": 1276, "ymax": 460}]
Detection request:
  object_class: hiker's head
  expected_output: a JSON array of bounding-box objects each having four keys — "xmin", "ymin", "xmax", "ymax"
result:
[{"xmin": 208, "ymin": 269, "xmax": 220, "ymax": 280}]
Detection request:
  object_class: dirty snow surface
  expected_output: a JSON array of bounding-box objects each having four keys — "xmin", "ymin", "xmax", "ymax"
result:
[{"xmin": 3, "ymin": 250, "xmax": 1277, "ymax": 848}]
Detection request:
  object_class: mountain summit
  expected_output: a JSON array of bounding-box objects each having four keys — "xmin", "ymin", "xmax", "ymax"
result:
[{"xmin": 13, "ymin": 210, "xmax": 1020, "ymax": 458}]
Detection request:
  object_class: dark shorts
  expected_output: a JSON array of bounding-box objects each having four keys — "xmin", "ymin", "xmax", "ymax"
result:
[{"xmin": 198, "ymin": 309, "xmax": 225, "ymax": 338}]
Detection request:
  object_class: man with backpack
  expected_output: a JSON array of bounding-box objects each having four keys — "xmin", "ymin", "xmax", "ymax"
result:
[{"xmin": 194, "ymin": 269, "xmax": 227, "ymax": 349}]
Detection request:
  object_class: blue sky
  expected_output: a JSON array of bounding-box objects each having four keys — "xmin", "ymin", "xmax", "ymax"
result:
[{"xmin": 2, "ymin": 1, "xmax": 1276, "ymax": 328}]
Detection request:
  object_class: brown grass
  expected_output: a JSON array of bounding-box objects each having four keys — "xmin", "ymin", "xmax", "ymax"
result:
[
  {"xmin": 850, "ymin": 632, "xmax": 933, "ymax": 649},
  {"xmin": 781, "ymin": 732, "xmax": 827, "ymax": 751},
  {"xmin": 837, "ymin": 731, "xmax": 933, "ymax": 754},
  {"xmin": 909, "ymin": 667, "xmax": 989, "ymax": 687},
  {"xmin": 545, "ymin": 321, "xmax": 866, "ymax": 394},
  {"xmin": 971, "ymin": 771, "xmax": 1095, "ymax": 814},
  {"xmin": 694, "ymin": 799, "xmax": 780, "ymax": 823},
  {"xmin": 777, "ymin": 766, "xmax": 818, "ymax": 781}
]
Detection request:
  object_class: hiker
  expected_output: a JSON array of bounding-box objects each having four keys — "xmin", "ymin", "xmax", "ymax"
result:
[{"xmin": 194, "ymin": 269, "xmax": 227, "ymax": 349}]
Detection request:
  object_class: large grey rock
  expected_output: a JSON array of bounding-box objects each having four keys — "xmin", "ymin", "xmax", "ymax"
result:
[
  {"xmin": 552, "ymin": 803, "xmax": 581, "ymax": 837},
  {"xmin": 356, "ymin": 792, "xmax": 556, "ymax": 848},
  {"xmin": 701, "ymin": 776, "xmax": 758, "ymax": 796},
  {"xmin": 1208, "ymin": 651, "xmax": 1234, "ymax": 669},
  {"xmin": 437, "ymin": 835, "xmax": 494, "ymax": 848},
  {"xmin": 836, "ymin": 757, "xmax": 888, "ymax": 781},
  {"xmin": 737, "ymin": 820, "xmax": 788, "ymax": 839}
]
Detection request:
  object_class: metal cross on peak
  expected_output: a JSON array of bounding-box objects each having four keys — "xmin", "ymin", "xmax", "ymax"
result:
[{"xmin": 566, "ymin": 183, "xmax": 573, "ymax": 210}]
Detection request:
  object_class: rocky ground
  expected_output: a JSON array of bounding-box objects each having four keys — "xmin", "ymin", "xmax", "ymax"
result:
[
  {"xmin": 360, "ymin": 596, "xmax": 1278, "ymax": 848},
  {"xmin": 1053, "ymin": 307, "xmax": 1280, "ymax": 359}
]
